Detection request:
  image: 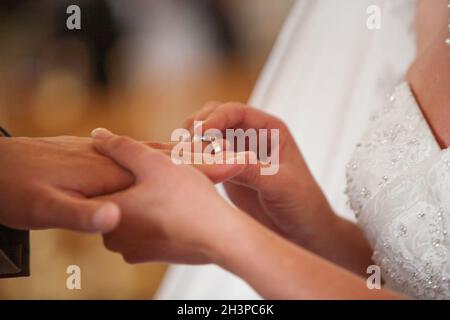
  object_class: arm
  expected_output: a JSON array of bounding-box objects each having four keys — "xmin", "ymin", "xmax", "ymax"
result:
[
  {"xmin": 92, "ymin": 129, "xmax": 401, "ymax": 299},
  {"xmin": 302, "ymin": 213, "xmax": 374, "ymax": 278},
  {"xmin": 152, "ymin": 136, "xmax": 374, "ymax": 276},
  {"xmin": 213, "ymin": 208, "xmax": 401, "ymax": 299}
]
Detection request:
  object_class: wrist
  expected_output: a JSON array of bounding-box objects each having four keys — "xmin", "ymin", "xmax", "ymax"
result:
[
  {"xmin": 291, "ymin": 213, "xmax": 341, "ymax": 256},
  {"xmin": 205, "ymin": 205, "xmax": 265, "ymax": 270},
  {"xmin": 288, "ymin": 184, "xmax": 339, "ymax": 249}
]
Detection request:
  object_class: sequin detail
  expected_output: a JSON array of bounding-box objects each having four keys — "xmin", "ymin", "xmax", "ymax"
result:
[{"xmin": 345, "ymin": 82, "xmax": 450, "ymax": 299}]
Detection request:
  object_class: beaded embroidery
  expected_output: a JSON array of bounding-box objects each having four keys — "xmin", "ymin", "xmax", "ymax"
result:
[{"xmin": 346, "ymin": 83, "xmax": 450, "ymax": 299}]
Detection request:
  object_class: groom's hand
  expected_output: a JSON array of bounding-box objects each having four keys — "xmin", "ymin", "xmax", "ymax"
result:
[{"xmin": 0, "ymin": 136, "xmax": 135, "ymax": 233}]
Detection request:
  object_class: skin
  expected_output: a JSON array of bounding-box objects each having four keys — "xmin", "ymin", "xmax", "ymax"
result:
[
  {"xmin": 0, "ymin": 0, "xmax": 441, "ymax": 300},
  {"xmin": 0, "ymin": 136, "xmax": 133, "ymax": 232},
  {"xmin": 407, "ymin": 0, "xmax": 450, "ymax": 149},
  {"xmin": 93, "ymin": 1, "xmax": 447, "ymax": 299},
  {"xmin": 181, "ymin": 103, "xmax": 374, "ymax": 276},
  {"xmin": 92, "ymin": 128, "xmax": 401, "ymax": 299},
  {"xmin": 0, "ymin": 137, "xmax": 209, "ymax": 233}
]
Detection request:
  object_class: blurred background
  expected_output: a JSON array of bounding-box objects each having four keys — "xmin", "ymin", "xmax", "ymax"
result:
[{"xmin": 0, "ymin": 0, "xmax": 293, "ymax": 299}]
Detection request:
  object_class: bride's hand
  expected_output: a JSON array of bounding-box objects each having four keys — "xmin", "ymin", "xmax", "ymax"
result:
[
  {"xmin": 90, "ymin": 128, "xmax": 245, "ymax": 264},
  {"xmin": 180, "ymin": 102, "xmax": 337, "ymax": 248}
]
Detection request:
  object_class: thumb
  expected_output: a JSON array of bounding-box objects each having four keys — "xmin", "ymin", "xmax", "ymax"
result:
[{"xmin": 40, "ymin": 189, "xmax": 121, "ymax": 233}]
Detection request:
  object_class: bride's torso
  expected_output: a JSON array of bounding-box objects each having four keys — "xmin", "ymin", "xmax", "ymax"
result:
[
  {"xmin": 345, "ymin": 0, "xmax": 450, "ymax": 299},
  {"xmin": 258, "ymin": 0, "xmax": 450, "ymax": 299}
]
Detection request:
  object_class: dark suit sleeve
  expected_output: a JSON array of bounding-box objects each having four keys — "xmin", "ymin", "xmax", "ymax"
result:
[
  {"xmin": 0, "ymin": 127, "xmax": 30, "ymax": 278},
  {"xmin": 0, "ymin": 225, "xmax": 30, "ymax": 278}
]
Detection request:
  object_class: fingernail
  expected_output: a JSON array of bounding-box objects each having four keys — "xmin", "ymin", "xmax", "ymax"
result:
[
  {"xmin": 91, "ymin": 128, "xmax": 113, "ymax": 139},
  {"xmin": 93, "ymin": 203, "xmax": 120, "ymax": 231}
]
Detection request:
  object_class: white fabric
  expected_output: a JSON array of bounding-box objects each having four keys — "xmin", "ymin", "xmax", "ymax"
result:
[
  {"xmin": 156, "ymin": 0, "xmax": 418, "ymax": 299},
  {"xmin": 346, "ymin": 82, "xmax": 450, "ymax": 299}
]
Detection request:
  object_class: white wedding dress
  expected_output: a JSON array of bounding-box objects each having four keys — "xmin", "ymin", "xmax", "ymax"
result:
[
  {"xmin": 346, "ymin": 82, "xmax": 450, "ymax": 299},
  {"xmin": 157, "ymin": 0, "xmax": 450, "ymax": 299}
]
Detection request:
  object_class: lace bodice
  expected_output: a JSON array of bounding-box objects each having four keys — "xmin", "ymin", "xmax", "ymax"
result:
[{"xmin": 346, "ymin": 83, "xmax": 450, "ymax": 299}]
